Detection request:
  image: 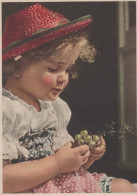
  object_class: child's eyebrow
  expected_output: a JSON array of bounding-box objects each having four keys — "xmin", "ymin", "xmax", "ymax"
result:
[
  {"xmin": 56, "ymin": 61, "xmax": 66, "ymax": 64},
  {"xmin": 55, "ymin": 61, "xmax": 75, "ymax": 67},
  {"xmin": 48, "ymin": 59, "xmax": 75, "ymax": 68},
  {"xmin": 48, "ymin": 59, "xmax": 66, "ymax": 64}
]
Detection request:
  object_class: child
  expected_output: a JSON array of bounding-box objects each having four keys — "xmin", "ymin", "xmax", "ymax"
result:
[{"xmin": 2, "ymin": 3, "xmax": 137, "ymax": 193}]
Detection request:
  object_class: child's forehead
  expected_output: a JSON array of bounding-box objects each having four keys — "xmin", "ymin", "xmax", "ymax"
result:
[{"xmin": 49, "ymin": 44, "xmax": 80, "ymax": 60}]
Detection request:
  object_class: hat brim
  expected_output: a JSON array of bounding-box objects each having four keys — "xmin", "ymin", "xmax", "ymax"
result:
[{"xmin": 2, "ymin": 15, "xmax": 92, "ymax": 62}]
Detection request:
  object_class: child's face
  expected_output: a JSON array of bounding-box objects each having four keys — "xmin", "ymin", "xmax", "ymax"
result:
[{"xmin": 13, "ymin": 44, "xmax": 81, "ymax": 101}]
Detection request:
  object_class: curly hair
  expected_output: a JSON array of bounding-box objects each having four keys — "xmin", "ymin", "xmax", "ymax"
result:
[{"xmin": 2, "ymin": 30, "xmax": 97, "ymax": 85}]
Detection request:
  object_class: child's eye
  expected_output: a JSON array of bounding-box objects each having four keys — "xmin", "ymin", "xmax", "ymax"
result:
[{"xmin": 48, "ymin": 68, "xmax": 58, "ymax": 72}]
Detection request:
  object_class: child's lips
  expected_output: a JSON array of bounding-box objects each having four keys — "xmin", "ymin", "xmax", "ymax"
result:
[{"xmin": 52, "ymin": 88, "xmax": 63, "ymax": 93}]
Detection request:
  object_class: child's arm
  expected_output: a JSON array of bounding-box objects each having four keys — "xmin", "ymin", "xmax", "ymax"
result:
[
  {"xmin": 83, "ymin": 137, "xmax": 106, "ymax": 170},
  {"xmin": 3, "ymin": 155, "xmax": 59, "ymax": 193},
  {"xmin": 3, "ymin": 142, "xmax": 90, "ymax": 193}
]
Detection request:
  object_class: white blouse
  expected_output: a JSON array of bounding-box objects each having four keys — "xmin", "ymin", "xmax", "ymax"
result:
[{"xmin": 2, "ymin": 89, "xmax": 74, "ymax": 161}]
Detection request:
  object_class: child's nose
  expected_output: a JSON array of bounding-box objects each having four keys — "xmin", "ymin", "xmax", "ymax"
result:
[{"xmin": 57, "ymin": 71, "xmax": 67, "ymax": 83}]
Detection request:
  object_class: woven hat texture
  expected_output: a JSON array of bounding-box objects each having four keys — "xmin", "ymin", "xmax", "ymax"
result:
[{"xmin": 2, "ymin": 3, "xmax": 92, "ymax": 62}]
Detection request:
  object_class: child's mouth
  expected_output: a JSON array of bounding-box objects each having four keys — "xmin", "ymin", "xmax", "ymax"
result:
[{"xmin": 52, "ymin": 88, "xmax": 63, "ymax": 94}]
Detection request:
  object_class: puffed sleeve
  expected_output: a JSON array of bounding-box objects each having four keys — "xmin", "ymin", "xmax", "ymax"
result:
[
  {"xmin": 2, "ymin": 97, "xmax": 32, "ymax": 160},
  {"xmin": 51, "ymin": 97, "xmax": 74, "ymax": 152}
]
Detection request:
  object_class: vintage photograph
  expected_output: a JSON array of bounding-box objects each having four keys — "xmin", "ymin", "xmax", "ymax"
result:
[{"xmin": 2, "ymin": 1, "xmax": 137, "ymax": 193}]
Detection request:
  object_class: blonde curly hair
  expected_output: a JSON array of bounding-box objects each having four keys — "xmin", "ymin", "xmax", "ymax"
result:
[{"xmin": 3, "ymin": 30, "xmax": 97, "ymax": 85}]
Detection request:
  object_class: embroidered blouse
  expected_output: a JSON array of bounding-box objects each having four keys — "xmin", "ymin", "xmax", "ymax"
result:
[{"xmin": 2, "ymin": 89, "xmax": 74, "ymax": 162}]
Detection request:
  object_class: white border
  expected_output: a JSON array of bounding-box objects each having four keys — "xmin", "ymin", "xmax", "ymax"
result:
[{"xmin": 1, "ymin": 1, "xmax": 137, "ymax": 195}]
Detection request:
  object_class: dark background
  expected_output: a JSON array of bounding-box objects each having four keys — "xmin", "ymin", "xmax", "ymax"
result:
[{"xmin": 2, "ymin": 2, "xmax": 136, "ymax": 182}]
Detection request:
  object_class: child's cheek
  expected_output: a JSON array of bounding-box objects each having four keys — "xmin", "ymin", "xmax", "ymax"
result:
[
  {"xmin": 63, "ymin": 77, "xmax": 69, "ymax": 89},
  {"xmin": 41, "ymin": 75, "xmax": 54, "ymax": 85}
]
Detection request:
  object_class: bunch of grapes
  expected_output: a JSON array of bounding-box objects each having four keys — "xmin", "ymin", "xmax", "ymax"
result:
[
  {"xmin": 74, "ymin": 130, "xmax": 100, "ymax": 150},
  {"xmin": 74, "ymin": 122, "xmax": 134, "ymax": 150}
]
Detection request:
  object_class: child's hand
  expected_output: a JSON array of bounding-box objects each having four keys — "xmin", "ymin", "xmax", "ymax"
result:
[
  {"xmin": 90, "ymin": 136, "xmax": 106, "ymax": 160},
  {"xmin": 54, "ymin": 141, "xmax": 90, "ymax": 173},
  {"xmin": 82, "ymin": 136, "xmax": 106, "ymax": 169}
]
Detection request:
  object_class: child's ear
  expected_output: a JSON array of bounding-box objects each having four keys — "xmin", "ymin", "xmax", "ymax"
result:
[
  {"xmin": 13, "ymin": 70, "xmax": 22, "ymax": 78},
  {"xmin": 13, "ymin": 64, "xmax": 25, "ymax": 78}
]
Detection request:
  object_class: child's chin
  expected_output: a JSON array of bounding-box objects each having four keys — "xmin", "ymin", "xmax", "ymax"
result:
[
  {"xmin": 50, "ymin": 95, "xmax": 59, "ymax": 101},
  {"xmin": 43, "ymin": 95, "xmax": 59, "ymax": 101}
]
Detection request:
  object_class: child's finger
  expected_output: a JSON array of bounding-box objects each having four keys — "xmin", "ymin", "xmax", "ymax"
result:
[
  {"xmin": 96, "ymin": 140, "xmax": 101, "ymax": 147},
  {"xmin": 96, "ymin": 136, "xmax": 105, "ymax": 146},
  {"xmin": 100, "ymin": 136, "xmax": 106, "ymax": 145},
  {"xmin": 82, "ymin": 151, "xmax": 90, "ymax": 164},
  {"xmin": 91, "ymin": 144, "xmax": 106, "ymax": 154},
  {"xmin": 95, "ymin": 137, "xmax": 106, "ymax": 151},
  {"xmin": 82, "ymin": 150, "xmax": 90, "ymax": 160},
  {"xmin": 90, "ymin": 152, "xmax": 104, "ymax": 160},
  {"xmin": 75, "ymin": 144, "xmax": 89, "ymax": 155}
]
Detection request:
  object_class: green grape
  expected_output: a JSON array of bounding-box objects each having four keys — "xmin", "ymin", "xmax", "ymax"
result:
[
  {"xmin": 84, "ymin": 135, "xmax": 92, "ymax": 143},
  {"xmin": 89, "ymin": 141, "xmax": 96, "ymax": 150},
  {"xmin": 75, "ymin": 134, "xmax": 82, "ymax": 141},
  {"xmin": 78, "ymin": 139, "xmax": 85, "ymax": 145},
  {"xmin": 92, "ymin": 135, "xmax": 100, "ymax": 143},
  {"xmin": 80, "ymin": 130, "xmax": 88, "ymax": 137},
  {"xmin": 74, "ymin": 130, "xmax": 100, "ymax": 150}
]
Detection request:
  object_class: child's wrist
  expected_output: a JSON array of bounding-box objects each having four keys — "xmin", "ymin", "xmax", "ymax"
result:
[
  {"xmin": 52, "ymin": 154, "xmax": 61, "ymax": 174},
  {"xmin": 41, "ymin": 155, "xmax": 60, "ymax": 176}
]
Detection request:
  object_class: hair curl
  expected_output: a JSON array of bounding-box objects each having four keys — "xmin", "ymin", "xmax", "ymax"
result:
[{"xmin": 3, "ymin": 30, "xmax": 97, "ymax": 85}]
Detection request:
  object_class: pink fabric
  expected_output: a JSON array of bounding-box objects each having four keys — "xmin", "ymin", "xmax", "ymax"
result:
[{"xmin": 33, "ymin": 167, "xmax": 105, "ymax": 193}]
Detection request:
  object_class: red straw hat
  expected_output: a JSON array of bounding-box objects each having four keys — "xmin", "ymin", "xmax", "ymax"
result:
[{"xmin": 2, "ymin": 3, "xmax": 92, "ymax": 62}]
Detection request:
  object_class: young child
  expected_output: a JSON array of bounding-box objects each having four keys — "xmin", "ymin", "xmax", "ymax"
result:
[{"xmin": 2, "ymin": 3, "xmax": 137, "ymax": 193}]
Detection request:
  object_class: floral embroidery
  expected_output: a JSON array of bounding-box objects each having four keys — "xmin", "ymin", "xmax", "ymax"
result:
[
  {"xmin": 100, "ymin": 176, "xmax": 114, "ymax": 193},
  {"xmin": 12, "ymin": 127, "xmax": 55, "ymax": 163}
]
